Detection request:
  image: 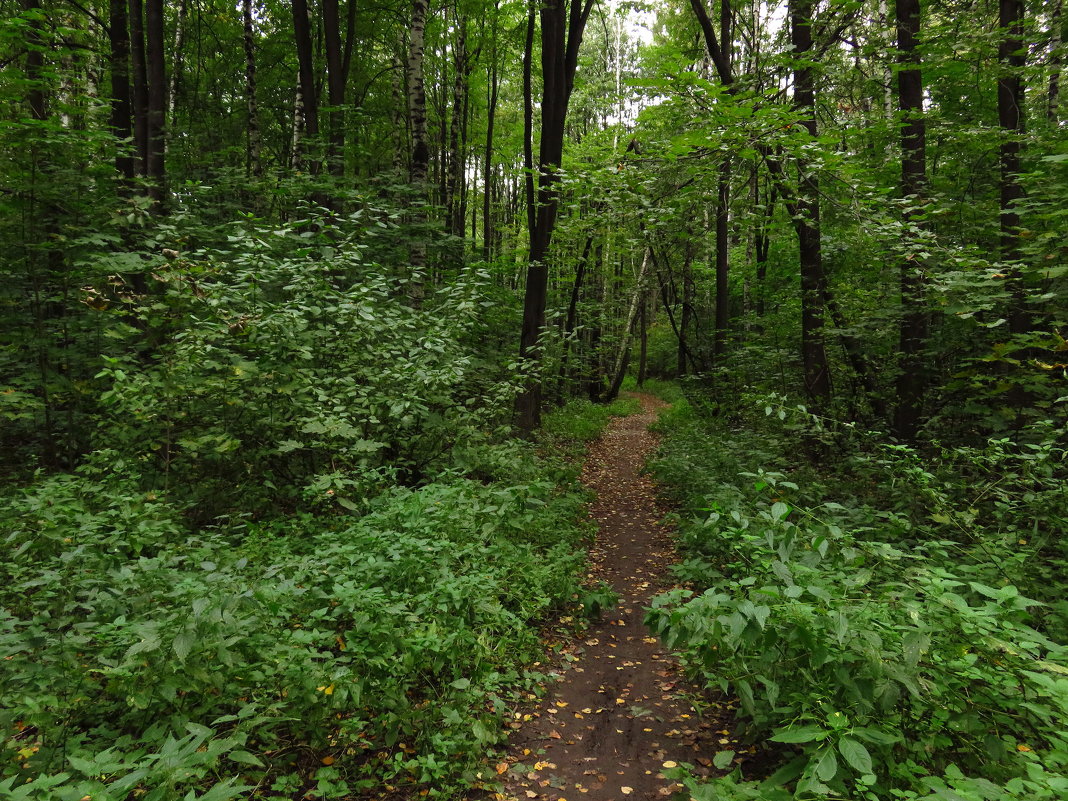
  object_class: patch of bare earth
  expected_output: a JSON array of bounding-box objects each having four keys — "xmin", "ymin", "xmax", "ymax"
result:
[{"xmin": 480, "ymin": 394, "xmax": 745, "ymax": 801}]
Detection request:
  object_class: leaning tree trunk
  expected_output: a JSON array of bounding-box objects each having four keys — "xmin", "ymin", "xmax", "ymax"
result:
[
  {"xmin": 893, "ymin": 0, "xmax": 928, "ymax": 438},
  {"xmin": 605, "ymin": 248, "xmax": 651, "ymax": 402}
]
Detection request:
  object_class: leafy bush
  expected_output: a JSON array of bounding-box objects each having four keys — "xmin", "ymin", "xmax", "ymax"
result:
[
  {"xmin": 646, "ymin": 389, "xmax": 1068, "ymax": 801},
  {"xmin": 90, "ymin": 207, "xmax": 516, "ymax": 519}
]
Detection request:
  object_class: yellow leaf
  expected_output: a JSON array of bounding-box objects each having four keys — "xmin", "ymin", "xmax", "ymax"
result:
[
  {"xmin": 1018, "ymin": 744, "xmax": 1032, "ymax": 752},
  {"xmin": 621, "ymin": 787, "xmax": 633, "ymax": 795},
  {"xmin": 317, "ymin": 683, "xmax": 335, "ymax": 695},
  {"xmin": 321, "ymin": 755, "xmax": 335, "ymax": 765},
  {"xmin": 496, "ymin": 762, "xmax": 509, "ymax": 775},
  {"xmin": 663, "ymin": 760, "xmax": 678, "ymax": 768}
]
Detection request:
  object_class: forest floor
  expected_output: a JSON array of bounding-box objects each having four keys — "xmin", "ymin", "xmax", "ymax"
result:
[{"xmin": 480, "ymin": 394, "xmax": 744, "ymax": 801}]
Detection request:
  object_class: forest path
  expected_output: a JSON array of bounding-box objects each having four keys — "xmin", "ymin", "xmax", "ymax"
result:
[{"xmin": 485, "ymin": 394, "xmax": 735, "ymax": 801}]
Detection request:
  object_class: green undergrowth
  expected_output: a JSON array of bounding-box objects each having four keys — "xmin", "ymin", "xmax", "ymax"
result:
[
  {"xmin": 0, "ymin": 210, "xmax": 636, "ymax": 801},
  {"xmin": 645, "ymin": 386, "xmax": 1068, "ymax": 801},
  {"xmin": 538, "ymin": 396, "xmax": 641, "ymax": 455},
  {"xmin": 1, "ymin": 451, "xmax": 591, "ymax": 800}
]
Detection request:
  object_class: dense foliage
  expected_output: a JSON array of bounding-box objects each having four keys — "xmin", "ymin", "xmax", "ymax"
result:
[
  {"xmin": 647, "ymin": 383, "xmax": 1068, "ymax": 800},
  {"xmin": 2, "ymin": 0, "xmax": 1067, "ymax": 797}
]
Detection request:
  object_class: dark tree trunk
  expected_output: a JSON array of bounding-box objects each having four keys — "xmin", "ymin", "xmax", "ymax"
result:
[
  {"xmin": 714, "ymin": 159, "xmax": 730, "ymax": 359},
  {"xmin": 999, "ymin": 0, "xmax": 1028, "ymax": 335},
  {"xmin": 557, "ymin": 235, "xmax": 593, "ymax": 397},
  {"xmin": 893, "ymin": 0, "xmax": 928, "ymax": 438},
  {"xmin": 128, "ymin": 0, "xmax": 149, "ymax": 175},
  {"xmin": 323, "ymin": 0, "xmax": 346, "ymax": 176},
  {"xmin": 447, "ymin": 18, "xmax": 468, "ymax": 237},
  {"xmin": 109, "ymin": 0, "xmax": 135, "ymax": 183},
  {"xmin": 515, "ymin": 0, "xmax": 594, "ymax": 431},
  {"xmin": 754, "ymin": 174, "xmax": 775, "ymax": 318},
  {"xmin": 292, "ymin": 0, "xmax": 320, "ymax": 168},
  {"xmin": 678, "ymin": 247, "xmax": 693, "ymax": 374},
  {"xmin": 483, "ymin": 20, "xmax": 499, "ymax": 260},
  {"xmin": 145, "ymin": 0, "xmax": 166, "ymax": 203},
  {"xmin": 791, "ymin": 0, "xmax": 831, "ymax": 404}
]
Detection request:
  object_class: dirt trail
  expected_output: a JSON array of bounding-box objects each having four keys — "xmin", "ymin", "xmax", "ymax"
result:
[{"xmin": 487, "ymin": 394, "xmax": 736, "ymax": 801}]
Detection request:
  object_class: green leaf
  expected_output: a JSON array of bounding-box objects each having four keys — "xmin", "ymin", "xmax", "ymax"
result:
[
  {"xmin": 713, "ymin": 750, "xmax": 735, "ymax": 769},
  {"xmin": 814, "ymin": 746, "xmax": 838, "ymax": 781},
  {"xmin": 173, "ymin": 628, "xmax": 196, "ymax": 662},
  {"xmin": 838, "ymin": 737, "xmax": 873, "ymax": 775},
  {"xmin": 771, "ymin": 501, "xmax": 790, "ymax": 520},
  {"xmin": 229, "ymin": 750, "xmax": 265, "ymax": 767},
  {"xmin": 770, "ymin": 725, "xmax": 827, "ymax": 743},
  {"xmin": 450, "ymin": 677, "xmax": 471, "ymax": 690}
]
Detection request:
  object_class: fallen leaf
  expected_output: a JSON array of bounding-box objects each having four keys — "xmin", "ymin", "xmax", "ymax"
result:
[
  {"xmin": 496, "ymin": 762, "xmax": 509, "ymax": 775},
  {"xmin": 621, "ymin": 787, "xmax": 633, "ymax": 795}
]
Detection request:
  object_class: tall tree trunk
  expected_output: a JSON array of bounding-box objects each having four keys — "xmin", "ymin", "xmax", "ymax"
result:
[
  {"xmin": 714, "ymin": 159, "xmax": 730, "ymax": 359},
  {"xmin": 323, "ymin": 0, "xmax": 345, "ymax": 176},
  {"xmin": 522, "ymin": 3, "xmax": 536, "ymax": 238},
  {"xmin": 292, "ymin": 0, "xmax": 319, "ymax": 169},
  {"xmin": 128, "ymin": 0, "xmax": 149, "ymax": 176},
  {"xmin": 243, "ymin": 0, "xmax": 261, "ymax": 176},
  {"xmin": 391, "ymin": 43, "xmax": 407, "ymax": 173},
  {"xmin": 166, "ymin": 0, "xmax": 187, "ymax": 133},
  {"xmin": 515, "ymin": 0, "xmax": 594, "ymax": 430},
  {"xmin": 145, "ymin": 0, "xmax": 166, "ymax": 204},
  {"xmin": 713, "ymin": 0, "xmax": 732, "ymax": 360},
  {"xmin": 893, "ymin": 0, "xmax": 928, "ymax": 438},
  {"xmin": 407, "ymin": 0, "xmax": 430, "ymax": 304},
  {"xmin": 558, "ymin": 235, "xmax": 593, "ymax": 392},
  {"xmin": 1050, "ymin": 0, "xmax": 1064, "ymax": 121},
  {"xmin": 447, "ymin": 18, "xmax": 468, "ymax": 237},
  {"xmin": 483, "ymin": 16, "xmax": 499, "ymax": 260},
  {"xmin": 792, "ymin": 0, "xmax": 831, "ymax": 404},
  {"xmin": 678, "ymin": 246, "xmax": 693, "ymax": 374},
  {"xmin": 109, "ymin": 0, "xmax": 135, "ymax": 183},
  {"xmin": 999, "ymin": 0, "xmax": 1028, "ymax": 334}
]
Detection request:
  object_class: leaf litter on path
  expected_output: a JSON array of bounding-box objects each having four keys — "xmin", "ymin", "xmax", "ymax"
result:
[{"xmin": 470, "ymin": 393, "xmax": 750, "ymax": 801}]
